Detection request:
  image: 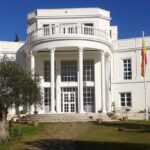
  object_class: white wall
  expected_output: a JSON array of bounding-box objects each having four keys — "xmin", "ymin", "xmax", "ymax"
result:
[
  {"xmin": 28, "ymin": 8, "xmax": 111, "ymax": 38},
  {"xmin": 112, "ymin": 37, "xmax": 150, "ymax": 112},
  {"xmin": 0, "ymin": 41, "xmax": 24, "ymax": 60}
]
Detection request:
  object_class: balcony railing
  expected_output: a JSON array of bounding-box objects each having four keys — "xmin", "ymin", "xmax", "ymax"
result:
[{"xmin": 28, "ymin": 25, "xmax": 110, "ymax": 42}]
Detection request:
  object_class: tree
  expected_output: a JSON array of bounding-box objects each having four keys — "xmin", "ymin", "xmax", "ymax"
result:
[
  {"xmin": 14, "ymin": 34, "xmax": 19, "ymax": 42},
  {"xmin": 0, "ymin": 56, "xmax": 41, "ymax": 142}
]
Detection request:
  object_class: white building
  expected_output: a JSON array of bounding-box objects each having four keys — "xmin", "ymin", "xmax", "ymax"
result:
[{"xmin": 1, "ymin": 8, "xmax": 150, "ymax": 116}]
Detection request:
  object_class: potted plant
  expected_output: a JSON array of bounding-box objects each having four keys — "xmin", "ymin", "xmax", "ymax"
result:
[
  {"xmin": 110, "ymin": 102, "xmax": 117, "ymax": 120},
  {"xmin": 123, "ymin": 107, "xmax": 131, "ymax": 121}
]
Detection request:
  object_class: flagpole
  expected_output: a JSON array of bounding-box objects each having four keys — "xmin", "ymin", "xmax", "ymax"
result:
[{"xmin": 142, "ymin": 31, "xmax": 148, "ymax": 120}]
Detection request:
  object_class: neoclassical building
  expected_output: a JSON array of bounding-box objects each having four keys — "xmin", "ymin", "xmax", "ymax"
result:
[{"xmin": 1, "ymin": 7, "xmax": 150, "ymax": 116}]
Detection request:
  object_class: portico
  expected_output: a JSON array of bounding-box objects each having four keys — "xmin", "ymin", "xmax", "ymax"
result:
[{"xmin": 30, "ymin": 46, "xmax": 111, "ymax": 114}]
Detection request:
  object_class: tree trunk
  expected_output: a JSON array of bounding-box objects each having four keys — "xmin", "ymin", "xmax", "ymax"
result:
[{"xmin": 0, "ymin": 113, "xmax": 9, "ymax": 142}]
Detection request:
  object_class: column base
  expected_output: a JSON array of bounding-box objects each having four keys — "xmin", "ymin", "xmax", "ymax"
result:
[
  {"xmin": 79, "ymin": 110, "xmax": 85, "ymax": 114},
  {"xmin": 50, "ymin": 110, "xmax": 56, "ymax": 114},
  {"xmin": 102, "ymin": 110, "xmax": 107, "ymax": 114}
]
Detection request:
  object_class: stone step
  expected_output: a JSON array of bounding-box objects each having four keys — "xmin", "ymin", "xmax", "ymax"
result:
[{"xmin": 29, "ymin": 113, "xmax": 111, "ymax": 122}]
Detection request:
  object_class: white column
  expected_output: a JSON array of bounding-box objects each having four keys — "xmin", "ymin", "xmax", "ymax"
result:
[
  {"xmin": 110, "ymin": 55, "xmax": 114, "ymax": 112},
  {"xmin": 101, "ymin": 51, "xmax": 106, "ymax": 113},
  {"xmin": 107, "ymin": 56, "xmax": 112, "ymax": 112},
  {"xmin": 78, "ymin": 47, "xmax": 85, "ymax": 113},
  {"xmin": 56, "ymin": 59, "xmax": 61, "ymax": 113},
  {"xmin": 30, "ymin": 51, "xmax": 35, "ymax": 75},
  {"xmin": 50, "ymin": 47, "xmax": 56, "ymax": 113}
]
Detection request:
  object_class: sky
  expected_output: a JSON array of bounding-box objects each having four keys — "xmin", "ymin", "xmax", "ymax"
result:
[{"xmin": 0, "ymin": 0, "xmax": 150, "ymax": 41}]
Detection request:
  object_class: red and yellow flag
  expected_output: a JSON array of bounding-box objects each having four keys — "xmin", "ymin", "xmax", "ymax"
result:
[{"xmin": 141, "ymin": 38, "xmax": 147, "ymax": 77}]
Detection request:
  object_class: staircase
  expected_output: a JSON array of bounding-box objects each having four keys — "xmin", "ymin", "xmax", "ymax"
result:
[{"xmin": 29, "ymin": 113, "xmax": 110, "ymax": 122}]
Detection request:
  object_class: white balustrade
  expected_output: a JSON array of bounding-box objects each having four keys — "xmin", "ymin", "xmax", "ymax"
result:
[{"xmin": 28, "ymin": 25, "xmax": 109, "ymax": 41}]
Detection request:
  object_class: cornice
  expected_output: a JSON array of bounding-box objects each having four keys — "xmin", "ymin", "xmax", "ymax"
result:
[
  {"xmin": 114, "ymin": 46, "xmax": 150, "ymax": 52},
  {"xmin": 112, "ymin": 80, "xmax": 150, "ymax": 84},
  {"xmin": 29, "ymin": 36, "xmax": 114, "ymax": 53},
  {"xmin": 34, "ymin": 14, "xmax": 111, "ymax": 21}
]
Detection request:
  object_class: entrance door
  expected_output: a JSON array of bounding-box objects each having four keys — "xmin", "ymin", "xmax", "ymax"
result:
[{"xmin": 63, "ymin": 92, "xmax": 76, "ymax": 113}]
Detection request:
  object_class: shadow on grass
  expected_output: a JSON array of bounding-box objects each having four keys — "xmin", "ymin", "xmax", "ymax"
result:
[
  {"xmin": 24, "ymin": 139, "xmax": 150, "ymax": 150},
  {"xmin": 97, "ymin": 121, "xmax": 150, "ymax": 132}
]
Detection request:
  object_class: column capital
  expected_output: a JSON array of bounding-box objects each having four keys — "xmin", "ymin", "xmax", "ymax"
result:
[
  {"xmin": 49, "ymin": 47, "xmax": 55, "ymax": 52},
  {"xmin": 30, "ymin": 50, "xmax": 35, "ymax": 55},
  {"xmin": 100, "ymin": 50, "xmax": 105, "ymax": 55},
  {"xmin": 78, "ymin": 47, "xmax": 84, "ymax": 52},
  {"xmin": 107, "ymin": 55, "xmax": 111, "ymax": 62}
]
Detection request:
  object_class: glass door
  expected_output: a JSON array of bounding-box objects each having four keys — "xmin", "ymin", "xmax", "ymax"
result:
[{"xmin": 63, "ymin": 92, "xmax": 76, "ymax": 113}]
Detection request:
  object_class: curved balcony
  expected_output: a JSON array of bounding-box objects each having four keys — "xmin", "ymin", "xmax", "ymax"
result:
[{"xmin": 28, "ymin": 25, "xmax": 111, "ymax": 44}]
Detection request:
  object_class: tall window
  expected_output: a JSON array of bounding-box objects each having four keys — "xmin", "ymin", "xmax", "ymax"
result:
[
  {"xmin": 83, "ymin": 87, "xmax": 95, "ymax": 112},
  {"xmin": 43, "ymin": 24, "xmax": 49, "ymax": 36},
  {"xmin": 120, "ymin": 92, "xmax": 132, "ymax": 107},
  {"xmin": 44, "ymin": 61, "xmax": 50, "ymax": 82},
  {"xmin": 61, "ymin": 61, "xmax": 77, "ymax": 82},
  {"xmin": 83, "ymin": 23, "xmax": 94, "ymax": 35},
  {"xmin": 83, "ymin": 60, "xmax": 94, "ymax": 81},
  {"xmin": 44, "ymin": 88, "xmax": 51, "ymax": 112},
  {"xmin": 123, "ymin": 59, "xmax": 132, "ymax": 80}
]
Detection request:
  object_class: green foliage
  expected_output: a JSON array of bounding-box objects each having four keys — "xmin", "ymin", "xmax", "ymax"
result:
[
  {"xmin": 12, "ymin": 128, "xmax": 22, "ymax": 139},
  {"xmin": 34, "ymin": 110, "xmax": 38, "ymax": 114},
  {"xmin": 19, "ymin": 110, "xmax": 27, "ymax": 115},
  {"xmin": 0, "ymin": 56, "xmax": 41, "ymax": 120},
  {"xmin": 14, "ymin": 34, "xmax": 19, "ymax": 42}
]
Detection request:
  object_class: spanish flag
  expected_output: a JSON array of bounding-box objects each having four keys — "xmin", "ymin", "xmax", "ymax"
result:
[{"xmin": 141, "ymin": 38, "xmax": 147, "ymax": 77}]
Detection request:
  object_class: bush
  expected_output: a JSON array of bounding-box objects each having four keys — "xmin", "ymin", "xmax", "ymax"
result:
[{"xmin": 13, "ymin": 128, "xmax": 22, "ymax": 139}]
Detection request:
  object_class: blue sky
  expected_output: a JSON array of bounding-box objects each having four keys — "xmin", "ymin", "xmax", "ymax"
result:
[{"xmin": 0, "ymin": 0, "xmax": 150, "ymax": 41}]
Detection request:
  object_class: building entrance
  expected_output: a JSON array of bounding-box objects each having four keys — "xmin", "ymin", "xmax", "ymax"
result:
[{"xmin": 62, "ymin": 92, "xmax": 76, "ymax": 113}]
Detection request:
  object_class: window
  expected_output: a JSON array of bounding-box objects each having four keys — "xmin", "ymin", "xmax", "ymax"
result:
[
  {"xmin": 44, "ymin": 88, "xmax": 51, "ymax": 112},
  {"xmin": 83, "ymin": 60, "xmax": 94, "ymax": 81},
  {"xmin": 120, "ymin": 92, "xmax": 132, "ymax": 107},
  {"xmin": 61, "ymin": 61, "xmax": 77, "ymax": 82},
  {"xmin": 60, "ymin": 23, "xmax": 77, "ymax": 34},
  {"xmin": 43, "ymin": 24, "xmax": 50, "ymax": 36},
  {"xmin": 83, "ymin": 87, "xmax": 95, "ymax": 112},
  {"xmin": 44, "ymin": 61, "xmax": 50, "ymax": 82},
  {"xmin": 51, "ymin": 24, "xmax": 55, "ymax": 34},
  {"xmin": 123, "ymin": 59, "xmax": 132, "ymax": 80},
  {"xmin": 83, "ymin": 23, "xmax": 94, "ymax": 35}
]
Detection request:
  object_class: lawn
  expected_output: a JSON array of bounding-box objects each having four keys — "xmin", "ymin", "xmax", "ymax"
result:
[{"xmin": 0, "ymin": 121, "xmax": 150, "ymax": 150}]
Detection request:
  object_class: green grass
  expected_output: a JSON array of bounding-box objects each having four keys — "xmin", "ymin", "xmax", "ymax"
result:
[
  {"xmin": 0, "ymin": 121, "xmax": 150, "ymax": 150},
  {"xmin": 77, "ymin": 121, "xmax": 150, "ymax": 150},
  {"xmin": 0, "ymin": 123, "xmax": 46, "ymax": 150}
]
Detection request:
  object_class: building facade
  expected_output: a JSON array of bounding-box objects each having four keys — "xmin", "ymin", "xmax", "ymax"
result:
[{"xmin": 1, "ymin": 8, "xmax": 150, "ymax": 116}]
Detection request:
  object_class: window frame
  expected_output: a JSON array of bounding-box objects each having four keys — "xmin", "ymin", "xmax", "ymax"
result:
[
  {"xmin": 83, "ymin": 60, "xmax": 94, "ymax": 82},
  {"xmin": 44, "ymin": 60, "xmax": 50, "ymax": 82},
  {"xmin": 122, "ymin": 58, "xmax": 132, "ymax": 80},
  {"xmin": 44, "ymin": 88, "xmax": 51, "ymax": 109},
  {"xmin": 61, "ymin": 60, "xmax": 77, "ymax": 82},
  {"xmin": 120, "ymin": 92, "xmax": 132, "ymax": 107},
  {"xmin": 83, "ymin": 87, "xmax": 95, "ymax": 112}
]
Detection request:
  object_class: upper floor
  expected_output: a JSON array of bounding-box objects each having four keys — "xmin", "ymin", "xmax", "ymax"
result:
[{"xmin": 27, "ymin": 8, "xmax": 118, "ymax": 44}]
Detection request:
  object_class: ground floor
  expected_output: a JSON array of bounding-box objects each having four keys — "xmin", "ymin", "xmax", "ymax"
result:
[{"xmin": 7, "ymin": 47, "xmax": 150, "ymax": 117}]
